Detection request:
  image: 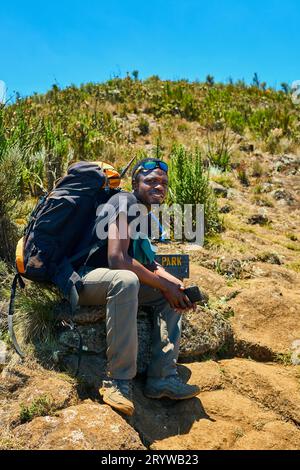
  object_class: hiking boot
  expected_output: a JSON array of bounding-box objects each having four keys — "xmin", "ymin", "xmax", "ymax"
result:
[
  {"xmin": 144, "ymin": 375, "xmax": 200, "ymax": 400},
  {"xmin": 99, "ymin": 379, "xmax": 134, "ymax": 416}
]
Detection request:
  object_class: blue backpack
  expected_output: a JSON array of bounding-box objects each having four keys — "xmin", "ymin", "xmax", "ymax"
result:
[{"xmin": 9, "ymin": 160, "xmax": 126, "ymax": 358}]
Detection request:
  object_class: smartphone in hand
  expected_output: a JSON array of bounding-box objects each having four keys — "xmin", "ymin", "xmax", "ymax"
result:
[{"xmin": 183, "ymin": 286, "xmax": 204, "ymax": 304}]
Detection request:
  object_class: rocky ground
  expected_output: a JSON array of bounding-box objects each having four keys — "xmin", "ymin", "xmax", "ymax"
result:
[{"xmin": 0, "ymin": 147, "xmax": 300, "ymax": 450}]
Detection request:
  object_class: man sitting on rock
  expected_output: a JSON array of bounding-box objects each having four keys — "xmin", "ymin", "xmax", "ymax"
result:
[{"xmin": 77, "ymin": 158, "xmax": 200, "ymax": 416}]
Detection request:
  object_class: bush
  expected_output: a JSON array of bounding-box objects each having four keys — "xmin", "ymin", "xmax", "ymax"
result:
[
  {"xmin": 20, "ymin": 395, "xmax": 55, "ymax": 423},
  {"xmin": 236, "ymin": 162, "xmax": 250, "ymax": 187},
  {"xmin": 138, "ymin": 117, "xmax": 150, "ymax": 136},
  {"xmin": 225, "ymin": 110, "xmax": 246, "ymax": 134},
  {"xmin": 168, "ymin": 145, "xmax": 222, "ymax": 237},
  {"xmin": 0, "ymin": 146, "xmax": 24, "ymax": 261},
  {"xmin": 15, "ymin": 284, "xmax": 60, "ymax": 346},
  {"xmin": 206, "ymin": 128, "xmax": 236, "ymax": 171},
  {"xmin": 252, "ymin": 159, "xmax": 264, "ymax": 177}
]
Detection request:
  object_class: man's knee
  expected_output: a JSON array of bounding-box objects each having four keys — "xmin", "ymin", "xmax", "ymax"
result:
[{"xmin": 112, "ymin": 270, "xmax": 140, "ymax": 294}]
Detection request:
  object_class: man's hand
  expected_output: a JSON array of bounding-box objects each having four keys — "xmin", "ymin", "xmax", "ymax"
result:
[
  {"xmin": 154, "ymin": 263, "xmax": 196, "ymax": 313},
  {"xmin": 160, "ymin": 278, "xmax": 195, "ymax": 312}
]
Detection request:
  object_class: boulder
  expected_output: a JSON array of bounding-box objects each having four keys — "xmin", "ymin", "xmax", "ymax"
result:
[
  {"xmin": 219, "ymin": 359, "xmax": 300, "ymax": 424},
  {"xmin": 56, "ymin": 311, "xmax": 153, "ymax": 375},
  {"xmin": 210, "ymin": 181, "xmax": 228, "ymax": 198},
  {"xmin": 228, "ymin": 275, "xmax": 300, "ymax": 358},
  {"xmin": 214, "ymin": 257, "xmax": 243, "ymax": 279},
  {"xmin": 271, "ymin": 189, "xmax": 295, "ymax": 205},
  {"xmin": 13, "ymin": 400, "xmax": 145, "ymax": 450},
  {"xmin": 247, "ymin": 214, "xmax": 270, "ymax": 226},
  {"xmin": 179, "ymin": 307, "xmax": 233, "ymax": 360},
  {"xmin": 257, "ymin": 252, "xmax": 282, "ymax": 265},
  {"xmin": 239, "ymin": 143, "xmax": 254, "ymax": 153},
  {"xmin": 56, "ymin": 304, "xmax": 232, "ymax": 379},
  {"xmin": 131, "ymin": 361, "xmax": 300, "ymax": 450},
  {"xmin": 291, "ymin": 340, "xmax": 300, "ymax": 366},
  {"xmin": 274, "ymin": 154, "xmax": 300, "ymax": 175},
  {"xmin": 0, "ymin": 364, "xmax": 78, "ymax": 429},
  {"xmin": 219, "ymin": 204, "xmax": 232, "ymax": 214}
]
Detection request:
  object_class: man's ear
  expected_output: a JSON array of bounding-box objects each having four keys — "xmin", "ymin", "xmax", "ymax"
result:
[{"xmin": 132, "ymin": 179, "xmax": 138, "ymax": 191}]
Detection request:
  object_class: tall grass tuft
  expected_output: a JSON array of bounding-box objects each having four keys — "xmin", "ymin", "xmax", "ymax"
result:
[
  {"xmin": 0, "ymin": 146, "xmax": 24, "ymax": 261},
  {"xmin": 168, "ymin": 145, "xmax": 222, "ymax": 237},
  {"xmin": 206, "ymin": 128, "xmax": 236, "ymax": 171},
  {"xmin": 14, "ymin": 284, "xmax": 60, "ymax": 346}
]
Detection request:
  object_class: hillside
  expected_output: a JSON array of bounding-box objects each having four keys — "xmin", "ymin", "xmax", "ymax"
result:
[{"xmin": 0, "ymin": 76, "xmax": 300, "ymax": 450}]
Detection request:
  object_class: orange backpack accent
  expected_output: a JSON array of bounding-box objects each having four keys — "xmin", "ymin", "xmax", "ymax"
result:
[{"xmin": 15, "ymin": 237, "xmax": 25, "ymax": 274}]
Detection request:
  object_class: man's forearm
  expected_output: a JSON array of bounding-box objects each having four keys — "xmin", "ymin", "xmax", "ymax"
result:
[
  {"xmin": 109, "ymin": 256, "xmax": 168, "ymax": 292},
  {"xmin": 154, "ymin": 263, "xmax": 183, "ymax": 286}
]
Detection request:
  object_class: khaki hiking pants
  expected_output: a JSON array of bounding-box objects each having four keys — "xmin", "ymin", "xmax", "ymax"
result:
[{"xmin": 77, "ymin": 267, "xmax": 182, "ymax": 380}]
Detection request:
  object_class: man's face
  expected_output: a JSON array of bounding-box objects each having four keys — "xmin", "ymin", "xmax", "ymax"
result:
[{"xmin": 133, "ymin": 168, "xmax": 168, "ymax": 207}]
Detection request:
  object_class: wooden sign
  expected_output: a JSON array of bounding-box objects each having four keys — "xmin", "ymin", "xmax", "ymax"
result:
[{"xmin": 155, "ymin": 254, "xmax": 190, "ymax": 280}]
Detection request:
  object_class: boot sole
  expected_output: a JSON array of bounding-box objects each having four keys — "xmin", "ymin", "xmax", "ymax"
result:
[{"xmin": 99, "ymin": 389, "xmax": 134, "ymax": 416}]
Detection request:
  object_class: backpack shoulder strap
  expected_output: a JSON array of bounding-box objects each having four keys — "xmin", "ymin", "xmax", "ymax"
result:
[{"xmin": 8, "ymin": 273, "xmax": 26, "ymax": 359}]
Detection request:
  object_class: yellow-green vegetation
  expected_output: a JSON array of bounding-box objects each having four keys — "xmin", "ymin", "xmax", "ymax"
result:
[
  {"xmin": 287, "ymin": 262, "xmax": 300, "ymax": 273},
  {"xmin": 0, "ymin": 260, "xmax": 13, "ymax": 300},
  {"xmin": 0, "ymin": 77, "xmax": 299, "ymax": 238},
  {"xmin": 207, "ymin": 296, "xmax": 235, "ymax": 319},
  {"xmin": 284, "ymin": 242, "xmax": 300, "ymax": 252},
  {"xmin": 251, "ymin": 159, "xmax": 265, "ymax": 178},
  {"xmin": 223, "ymin": 214, "xmax": 257, "ymax": 234},
  {"xmin": 0, "ymin": 431, "xmax": 26, "ymax": 450},
  {"xmin": 168, "ymin": 145, "xmax": 222, "ymax": 236},
  {"xmin": 251, "ymin": 194, "xmax": 274, "ymax": 207},
  {"xmin": 274, "ymin": 353, "xmax": 293, "ymax": 366},
  {"xmin": 19, "ymin": 394, "xmax": 55, "ymax": 423},
  {"xmin": 204, "ymin": 233, "xmax": 225, "ymax": 250},
  {"xmin": 286, "ymin": 232, "xmax": 298, "ymax": 242},
  {"xmin": 211, "ymin": 173, "xmax": 236, "ymax": 188},
  {"xmin": 14, "ymin": 284, "xmax": 61, "ymax": 345}
]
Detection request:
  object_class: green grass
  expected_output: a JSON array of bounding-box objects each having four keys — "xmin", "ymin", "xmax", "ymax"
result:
[
  {"xmin": 251, "ymin": 194, "xmax": 274, "ymax": 208},
  {"xmin": 19, "ymin": 394, "xmax": 55, "ymax": 423},
  {"xmin": 252, "ymin": 160, "xmax": 265, "ymax": 177},
  {"xmin": 1, "ymin": 76, "xmax": 299, "ymax": 203},
  {"xmin": 284, "ymin": 242, "xmax": 300, "ymax": 252},
  {"xmin": 287, "ymin": 262, "xmax": 300, "ymax": 273},
  {"xmin": 274, "ymin": 353, "xmax": 292, "ymax": 366},
  {"xmin": 211, "ymin": 173, "xmax": 236, "ymax": 188},
  {"xmin": 286, "ymin": 232, "xmax": 298, "ymax": 242},
  {"xmin": 15, "ymin": 283, "xmax": 61, "ymax": 346},
  {"xmin": 204, "ymin": 233, "xmax": 225, "ymax": 249}
]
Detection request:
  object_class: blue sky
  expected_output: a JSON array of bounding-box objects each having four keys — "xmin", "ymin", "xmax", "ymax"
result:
[{"xmin": 1, "ymin": 0, "xmax": 300, "ymax": 97}]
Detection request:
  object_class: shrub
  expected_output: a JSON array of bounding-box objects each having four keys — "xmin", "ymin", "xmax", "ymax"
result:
[
  {"xmin": 265, "ymin": 128, "xmax": 283, "ymax": 154},
  {"xmin": 236, "ymin": 162, "xmax": 250, "ymax": 187},
  {"xmin": 15, "ymin": 283, "xmax": 61, "ymax": 346},
  {"xmin": 225, "ymin": 110, "xmax": 246, "ymax": 134},
  {"xmin": 168, "ymin": 145, "xmax": 222, "ymax": 237},
  {"xmin": 20, "ymin": 395, "xmax": 55, "ymax": 423},
  {"xmin": 206, "ymin": 128, "xmax": 236, "ymax": 171},
  {"xmin": 211, "ymin": 173, "xmax": 235, "ymax": 189},
  {"xmin": 252, "ymin": 159, "xmax": 264, "ymax": 177},
  {"xmin": 206, "ymin": 75, "xmax": 215, "ymax": 86},
  {"xmin": 138, "ymin": 117, "xmax": 150, "ymax": 136},
  {"xmin": 0, "ymin": 146, "xmax": 24, "ymax": 261}
]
